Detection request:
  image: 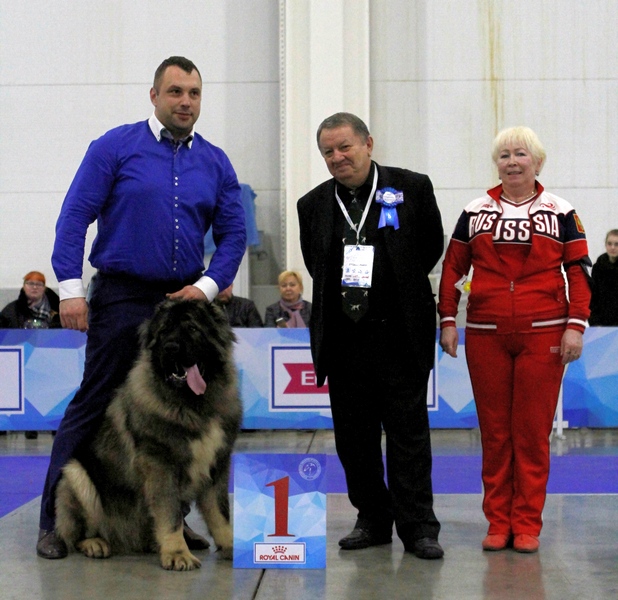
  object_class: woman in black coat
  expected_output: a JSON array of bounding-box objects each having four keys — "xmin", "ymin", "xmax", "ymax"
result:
[
  {"xmin": 0, "ymin": 271, "xmax": 61, "ymax": 329},
  {"xmin": 589, "ymin": 229, "xmax": 618, "ymax": 326}
]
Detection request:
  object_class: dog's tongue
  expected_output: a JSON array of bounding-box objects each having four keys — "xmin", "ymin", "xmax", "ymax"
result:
[{"xmin": 185, "ymin": 365, "xmax": 206, "ymax": 395}]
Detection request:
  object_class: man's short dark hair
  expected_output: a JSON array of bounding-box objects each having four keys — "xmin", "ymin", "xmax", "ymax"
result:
[
  {"xmin": 316, "ymin": 112, "xmax": 371, "ymax": 147},
  {"xmin": 153, "ymin": 56, "xmax": 201, "ymax": 91}
]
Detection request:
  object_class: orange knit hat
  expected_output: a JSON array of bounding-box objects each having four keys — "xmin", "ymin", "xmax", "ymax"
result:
[{"xmin": 23, "ymin": 271, "xmax": 46, "ymax": 285}]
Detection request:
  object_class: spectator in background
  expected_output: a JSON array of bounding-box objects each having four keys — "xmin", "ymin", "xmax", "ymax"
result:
[
  {"xmin": 214, "ymin": 284, "xmax": 263, "ymax": 327},
  {"xmin": 0, "ymin": 271, "xmax": 62, "ymax": 440},
  {"xmin": 589, "ymin": 229, "xmax": 618, "ymax": 326},
  {"xmin": 264, "ymin": 270, "xmax": 311, "ymax": 328},
  {"xmin": 0, "ymin": 271, "xmax": 61, "ymax": 330}
]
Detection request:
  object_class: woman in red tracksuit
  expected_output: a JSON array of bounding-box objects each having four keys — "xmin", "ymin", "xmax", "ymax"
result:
[{"xmin": 438, "ymin": 126, "xmax": 591, "ymax": 553}]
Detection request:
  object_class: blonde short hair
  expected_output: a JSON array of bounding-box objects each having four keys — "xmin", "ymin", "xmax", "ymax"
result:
[
  {"xmin": 277, "ymin": 270, "xmax": 303, "ymax": 292},
  {"xmin": 491, "ymin": 126, "xmax": 546, "ymax": 173}
]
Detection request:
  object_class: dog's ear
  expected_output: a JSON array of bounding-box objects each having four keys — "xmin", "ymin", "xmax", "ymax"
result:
[
  {"xmin": 206, "ymin": 301, "xmax": 237, "ymax": 344},
  {"xmin": 139, "ymin": 317, "xmax": 154, "ymax": 349},
  {"xmin": 208, "ymin": 301, "xmax": 227, "ymax": 325},
  {"xmin": 141, "ymin": 299, "xmax": 171, "ymax": 349}
]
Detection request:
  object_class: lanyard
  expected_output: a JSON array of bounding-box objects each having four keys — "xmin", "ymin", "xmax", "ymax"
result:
[{"xmin": 335, "ymin": 168, "xmax": 378, "ymax": 246}]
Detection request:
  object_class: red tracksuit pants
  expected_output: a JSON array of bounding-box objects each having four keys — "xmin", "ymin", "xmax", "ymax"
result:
[{"xmin": 465, "ymin": 328, "xmax": 565, "ymax": 536}]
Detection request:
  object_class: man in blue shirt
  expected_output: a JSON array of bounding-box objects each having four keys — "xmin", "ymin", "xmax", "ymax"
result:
[{"xmin": 36, "ymin": 56, "xmax": 247, "ymax": 559}]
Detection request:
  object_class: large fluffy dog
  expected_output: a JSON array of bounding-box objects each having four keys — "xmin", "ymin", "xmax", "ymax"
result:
[{"xmin": 55, "ymin": 298, "xmax": 242, "ymax": 571}]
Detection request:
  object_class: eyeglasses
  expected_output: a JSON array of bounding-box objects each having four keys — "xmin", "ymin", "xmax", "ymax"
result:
[{"xmin": 24, "ymin": 281, "xmax": 45, "ymax": 288}]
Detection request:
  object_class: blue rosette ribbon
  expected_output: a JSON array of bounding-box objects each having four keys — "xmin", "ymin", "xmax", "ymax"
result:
[{"xmin": 375, "ymin": 187, "xmax": 404, "ymax": 229}]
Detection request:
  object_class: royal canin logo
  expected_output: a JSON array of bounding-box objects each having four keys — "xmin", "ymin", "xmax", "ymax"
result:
[{"xmin": 272, "ymin": 546, "xmax": 287, "ymax": 554}]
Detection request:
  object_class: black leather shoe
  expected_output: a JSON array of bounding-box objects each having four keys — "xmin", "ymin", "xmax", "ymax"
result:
[
  {"xmin": 25, "ymin": 431, "xmax": 39, "ymax": 439},
  {"xmin": 338, "ymin": 527, "xmax": 392, "ymax": 550},
  {"xmin": 183, "ymin": 521, "xmax": 210, "ymax": 550},
  {"xmin": 36, "ymin": 529, "xmax": 68, "ymax": 559},
  {"xmin": 405, "ymin": 537, "xmax": 444, "ymax": 559}
]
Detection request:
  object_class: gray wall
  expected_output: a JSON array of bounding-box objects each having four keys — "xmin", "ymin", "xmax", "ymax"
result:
[{"xmin": 1, "ymin": 1, "xmax": 616, "ymax": 314}]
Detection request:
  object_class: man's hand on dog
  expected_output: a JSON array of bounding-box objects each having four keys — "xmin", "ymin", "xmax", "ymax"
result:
[{"xmin": 167, "ymin": 285, "xmax": 207, "ymax": 301}]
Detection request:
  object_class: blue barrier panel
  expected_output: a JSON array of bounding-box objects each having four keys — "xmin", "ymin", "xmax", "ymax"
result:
[
  {"xmin": 1, "ymin": 327, "xmax": 617, "ymax": 430},
  {"xmin": 0, "ymin": 329, "xmax": 86, "ymax": 431}
]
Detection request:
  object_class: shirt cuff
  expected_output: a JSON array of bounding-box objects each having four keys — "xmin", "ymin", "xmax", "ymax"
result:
[
  {"xmin": 193, "ymin": 276, "xmax": 219, "ymax": 302},
  {"xmin": 567, "ymin": 318, "xmax": 587, "ymax": 334},
  {"xmin": 440, "ymin": 317, "xmax": 457, "ymax": 329},
  {"xmin": 58, "ymin": 279, "xmax": 86, "ymax": 301}
]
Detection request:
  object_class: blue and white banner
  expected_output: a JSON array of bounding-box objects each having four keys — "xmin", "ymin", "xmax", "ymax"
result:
[
  {"xmin": 1, "ymin": 327, "xmax": 617, "ymax": 430},
  {"xmin": 0, "ymin": 329, "xmax": 86, "ymax": 431}
]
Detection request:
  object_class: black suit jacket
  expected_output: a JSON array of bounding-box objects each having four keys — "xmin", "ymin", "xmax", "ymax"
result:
[{"xmin": 297, "ymin": 163, "xmax": 444, "ymax": 386}]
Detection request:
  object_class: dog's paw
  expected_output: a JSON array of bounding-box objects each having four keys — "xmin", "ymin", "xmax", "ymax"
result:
[
  {"xmin": 160, "ymin": 549, "xmax": 202, "ymax": 571},
  {"xmin": 77, "ymin": 537, "xmax": 111, "ymax": 559}
]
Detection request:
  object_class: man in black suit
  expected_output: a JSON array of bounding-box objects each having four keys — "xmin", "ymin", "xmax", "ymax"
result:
[{"xmin": 297, "ymin": 113, "xmax": 444, "ymax": 559}]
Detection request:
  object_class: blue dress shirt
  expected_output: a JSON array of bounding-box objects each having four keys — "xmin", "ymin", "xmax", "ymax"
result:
[{"xmin": 52, "ymin": 116, "xmax": 246, "ymax": 300}]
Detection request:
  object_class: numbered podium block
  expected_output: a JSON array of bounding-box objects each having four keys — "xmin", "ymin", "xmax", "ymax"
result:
[{"xmin": 233, "ymin": 453, "xmax": 327, "ymax": 569}]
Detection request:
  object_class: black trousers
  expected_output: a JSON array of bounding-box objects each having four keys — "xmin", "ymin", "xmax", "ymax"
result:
[
  {"xmin": 39, "ymin": 272, "xmax": 195, "ymax": 530},
  {"xmin": 326, "ymin": 318, "xmax": 441, "ymax": 543}
]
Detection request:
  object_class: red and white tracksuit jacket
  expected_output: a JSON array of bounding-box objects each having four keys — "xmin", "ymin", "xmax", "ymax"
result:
[
  {"xmin": 438, "ymin": 183, "xmax": 590, "ymax": 333},
  {"xmin": 438, "ymin": 183, "xmax": 591, "ymax": 537}
]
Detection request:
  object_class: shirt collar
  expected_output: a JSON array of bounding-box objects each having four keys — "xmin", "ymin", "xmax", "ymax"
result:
[
  {"xmin": 487, "ymin": 181, "xmax": 545, "ymax": 202},
  {"xmin": 336, "ymin": 162, "xmax": 376, "ymax": 200},
  {"xmin": 148, "ymin": 113, "xmax": 194, "ymax": 148}
]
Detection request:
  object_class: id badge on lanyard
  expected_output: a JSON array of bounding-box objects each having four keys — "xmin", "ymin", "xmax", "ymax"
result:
[
  {"xmin": 342, "ymin": 244, "xmax": 374, "ymax": 288},
  {"xmin": 337, "ymin": 169, "xmax": 378, "ymax": 289}
]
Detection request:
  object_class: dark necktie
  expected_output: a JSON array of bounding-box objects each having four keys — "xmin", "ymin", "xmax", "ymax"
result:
[{"xmin": 341, "ymin": 191, "xmax": 369, "ymax": 322}]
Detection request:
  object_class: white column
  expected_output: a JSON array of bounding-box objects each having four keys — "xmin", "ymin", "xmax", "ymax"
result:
[{"xmin": 280, "ymin": 0, "xmax": 370, "ymax": 297}]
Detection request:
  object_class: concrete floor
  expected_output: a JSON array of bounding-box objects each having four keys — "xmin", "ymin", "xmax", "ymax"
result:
[{"xmin": 1, "ymin": 429, "xmax": 617, "ymax": 600}]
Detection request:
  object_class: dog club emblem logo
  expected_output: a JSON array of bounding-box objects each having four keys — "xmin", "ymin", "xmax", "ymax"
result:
[{"xmin": 298, "ymin": 457, "xmax": 322, "ymax": 481}]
